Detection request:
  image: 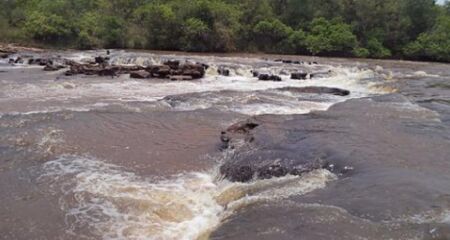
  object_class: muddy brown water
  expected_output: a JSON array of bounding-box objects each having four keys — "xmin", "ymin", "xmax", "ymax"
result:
[{"xmin": 0, "ymin": 50, "xmax": 449, "ymax": 240}]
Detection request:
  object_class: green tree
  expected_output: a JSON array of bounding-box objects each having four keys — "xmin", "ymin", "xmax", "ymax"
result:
[
  {"xmin": 181, "ymin": 18, "xmax": 211, "ymax": 52},
  {"xmin": 403, "ymin": 14, "xmax": 450, "ymax": 61},
  {"xmin": 305, "ymin": 18, "xmax": 357, "ymax": 55},
  {"xmin": 0, "ymin": 0, "xmax": 447, "ymax": 61},
  {"xmin": 24, "ymin": 11, "xmax": 73, "ymax": 42},
  {"xmin": 253, "ymin": 19, "xmax": 293, "ymax": 52},
  {"xmin": 133, "ymin": 4, "xmax": 180, "ymax": 50}
]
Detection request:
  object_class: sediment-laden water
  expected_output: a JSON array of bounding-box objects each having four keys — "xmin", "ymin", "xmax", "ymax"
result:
[{"xmin": 1, "ymin": 50, "xmax": 449, "ymax": 240}]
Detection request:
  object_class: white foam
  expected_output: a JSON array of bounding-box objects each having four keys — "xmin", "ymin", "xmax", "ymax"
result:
[
  {"xmin": 41, "ymin": 155, "xmax": 335, "ymax": 240},
  {"xmin": 1, "ymin": 53, "xmax": 387, "ymax": 116}
]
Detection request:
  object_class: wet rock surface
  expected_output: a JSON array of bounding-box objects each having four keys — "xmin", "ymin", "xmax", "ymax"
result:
[
  {"xmin": 129, "ymin": 70, "xmax": 151, "ymax": 79},
  {"xmin": 214, "ymin": 92, "xmax": 450, "ymax": 239},
  {"xmin": 278, "ymin": 86, "xmax": 350, "ymax": 96},
  {"xmin": 65, "ymin": 60, "xmax": 206, "ymax": 79},
  {"xmin": 290, "ymin": 72, "xmax": 308, "ymax": 80}
]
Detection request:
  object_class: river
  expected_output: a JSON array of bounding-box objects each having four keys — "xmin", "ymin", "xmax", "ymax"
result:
[{"xmin": 0, "ymin": 50, "xmax": 449, "ymax": 240}]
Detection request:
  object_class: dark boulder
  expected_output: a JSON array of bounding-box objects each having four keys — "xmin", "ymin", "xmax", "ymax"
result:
[
  {"xmin": 258, "ymin": 74, "xmax": 282, "ymax": 81},
  {"xmin": 95, "ymin": 56, "xmax": 109, "ymax": 64},
  {"xmin": 180, "ymin": 63, "xmax": 205, "ymax": 79},
  {"xmin": 220, "ymin": 147, "xmax": 329, "ymax": 182},
  {"xmin": 28, "ymin": 58, "xmax": 53, "ymax": 66},
  {"xmin": 14, "ymin": 57, "xmax": 24, "ymax": 64},
  {"xmin": 130, "ymin": 70, "xmax": 151, "ymax": 79},
  {"xmin": 163, "ymin": 60, "xmax": 180, "ymax": 69},
  {"xmin": 291, "ymin": 72, "xmax": 308, "ymax": 80},
  {"xmin": 7, "ymin": 57, "xmax": 24, "ymax": 64},
  {"xmin": 218, "ymin": 67, "xmax": 230, "ymax": 76},
  {"xmin": 148, "ymin": 65, "xmax": 170, "ymax": 78},
  {"xmin": 0, "ymin": 53, "xmax": 8, "ymax": 59},
  {"xmin": 221, "ymin": 165, "xmax": 255, "ymax": 182}
]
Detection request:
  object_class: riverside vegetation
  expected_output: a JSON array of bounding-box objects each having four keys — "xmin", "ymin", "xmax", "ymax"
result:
[{"xmin": 0, "ymin": 0, "xmax": 449, "ymax": 62}]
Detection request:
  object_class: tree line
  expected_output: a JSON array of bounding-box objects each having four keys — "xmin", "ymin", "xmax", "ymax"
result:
[{"xmin": 1, "ymin": 0, "xmax": 449, "ymax": 62}]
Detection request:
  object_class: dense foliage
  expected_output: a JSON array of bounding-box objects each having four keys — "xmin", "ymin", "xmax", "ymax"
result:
[{"xmin": 1, "ymin": 0, "xmax": 449, "ymax": 61}]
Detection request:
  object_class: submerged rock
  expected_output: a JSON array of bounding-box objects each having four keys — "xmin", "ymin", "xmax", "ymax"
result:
[
  {"xmin": 43, "ymin": 64, "xmax": 65, "ymax": 71},
  {"xmin": 226, "ymin": 120, "xmax": 259, "ymax": 133},
  {"xmin": 291, "ymin": 72, "xmax": 308, "ymax": 80},
  {"xmin": 310, "ymin": 70, "xmax": 331, "ymax": 79},
  {"xmin": 170, "ymin": 75, "xmax": 193, "ymax": 81},
  {"xmin": 278, "ymin": 87, "xmax": 350, "ymax": 96}
]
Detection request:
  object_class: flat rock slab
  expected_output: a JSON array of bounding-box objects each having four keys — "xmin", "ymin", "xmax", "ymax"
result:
[{"xmin": 215, "ymin": 94, "xmax": 450, "ymax": 239}]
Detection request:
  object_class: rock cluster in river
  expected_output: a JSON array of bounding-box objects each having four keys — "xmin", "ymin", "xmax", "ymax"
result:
[
  {"xmin": 65, "ymin": 59, "xmax": 206, "ymax": 80},
  {"xmin": 6, "ymin": 53, "xmax": 208, "ymax": 80}
]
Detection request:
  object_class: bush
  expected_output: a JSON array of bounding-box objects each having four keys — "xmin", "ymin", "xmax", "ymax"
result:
[
  {"xmin": 252, "ymin": 19, "xmax": 293, "ymax": 51},
  {"xmin": 366, "ymin": 38, "xmax": 392, "ymax": 58},
  {"xmin": 403, "ymin": 15, "xmax": 450, "ymax": 62},
  {"xmin": 284, "ymin": 30, "xmax": 307, "ymax": 53},
  {"xmin": 133, "ymin": 4, "xmax": 179, "ymax": 50},
  {"xmin": 305, "ymin": 18, "xmax": 357, "ymax": 55},
  {"xmin": 353, "ymin": 47, "xmax": 370, "ymax": 58},
  {"xmin": 181, "ymin": 18, "xmax": 211, "ymax": 52},
  {"xmin": 24, "ymin": 12, "xmax": 73, "ymax": 42}
]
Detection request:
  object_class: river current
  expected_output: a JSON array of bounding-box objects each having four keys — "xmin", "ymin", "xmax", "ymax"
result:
[{"xmin": 1, "ymin": 50, "xmax": 449, "ymax": 240}]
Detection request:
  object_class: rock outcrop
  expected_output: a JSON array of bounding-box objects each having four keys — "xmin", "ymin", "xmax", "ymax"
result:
[{"xmin": 65, "ymin": 58, "xmax": 206, "ymax": 80}]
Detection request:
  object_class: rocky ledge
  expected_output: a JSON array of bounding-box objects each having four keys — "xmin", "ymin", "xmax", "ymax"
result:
[
  {"xmin": 66, "ymin": 59, "xmax": 207, "ymax": 80},
  {"xmin": 219, "ymin": 94, "xmax": 434, "ymax": 183}
]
